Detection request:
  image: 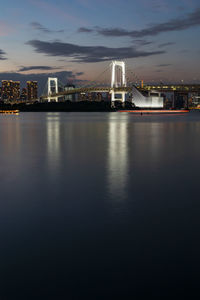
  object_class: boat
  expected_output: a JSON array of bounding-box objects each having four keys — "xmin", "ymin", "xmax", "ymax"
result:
[
  {"xmin": 118, "ymin": 109, "xmax": 189, "ymax": 114},
  {"xmin": 0, "ymin": 110, "xmax": 19, "ymax": 114}
]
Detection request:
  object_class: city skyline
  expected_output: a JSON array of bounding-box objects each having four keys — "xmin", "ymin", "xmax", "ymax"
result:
[
  {"xmin": 1, "ymin": 0, "xmax": 200, "ymax": 91},
  {"xmin": 0, "ymin": 80, "xmax": 38, "ymax": 101}
]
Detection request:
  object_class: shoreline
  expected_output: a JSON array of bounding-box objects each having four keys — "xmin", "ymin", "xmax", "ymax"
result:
[{"xmin": 0, "ymin": 102, "xmax": 192, "ymax": 113}]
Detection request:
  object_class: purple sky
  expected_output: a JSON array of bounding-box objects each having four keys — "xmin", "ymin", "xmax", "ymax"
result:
[{"xmin": 0, "ymin": 0, "xmax": 200, "ymax": 92}]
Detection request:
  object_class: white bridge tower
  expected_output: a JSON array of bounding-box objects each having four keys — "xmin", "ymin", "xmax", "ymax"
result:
[
  {"xmin": 110, "ymin": 61, "xmax": 126, "ymax": 105},
  {"xmin": 48, "ymin": 77, "xmax": 58, "ymax": 102}
]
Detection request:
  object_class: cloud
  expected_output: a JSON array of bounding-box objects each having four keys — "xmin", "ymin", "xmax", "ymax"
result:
[
  {"xmin": 0, "ymin": 49, "xmax": 7, "ymax": 60},
  {"xmin": 133, "ymin": 39, "xmax": 153, "ymax": 46},
  {"xmin": 95, "ymin": 27, "xmax": 130, "ymax": 37},
  {"xmin": 18, "ymin": 65, "xmax": 57, "ymax": 72},
  {"xmin": 30, "ymin": 22, "xmax": 64, "ymax": 34},
  {"xmin": 78, "ymin": 7, "xmax": 200, "ymax": 38},
  {"xmin": 158, "ymin": 42, "xmax": 175, "ymax": 48},
  {"xmin": 76, "ymin": 72, "xmax": 84, "ymax": 76},
  {"xmin": 78, "ymin": 27, "xmax": 93, "ymax": 33},
  {"xmin": 157, "ymin": 64, "xmax": 171, "ymax": 67},
  {"xmin": 26, "ymin": 40, "xmax": 165, "ymax": 63}
]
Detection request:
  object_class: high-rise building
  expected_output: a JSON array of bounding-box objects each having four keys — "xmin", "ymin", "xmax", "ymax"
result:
[
  {"xmin": 2, "ymin": 80, "xmax": 13, "ymax": 101},
  {"xmin": 21, "ymin": 88, "xmax": 27, "ymax": 101},
  {"xmin": 1, "ymin": 80, "xmax": 20, "ymax": 101},
  {"xmin": 13, "ymin": 81, "xmax": 20, "ymax": 100},
  {"xmin": 27, "ymin": 81, "xmax": 38, "ymax": 100}
]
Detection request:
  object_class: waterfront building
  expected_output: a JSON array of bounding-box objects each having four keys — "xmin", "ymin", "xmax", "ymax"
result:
[
  {"xmin": 21, "ymin": 88, "xmax": 27, "ymax": 101},
  {"xmin": 27, "ymin": 81, "xmax": 38, "ymax": 100},
  {"xmin": 189, "ymin": 93, "xmax": 200, "ymax": 108},
  {"xmin": 132, "ymin": 86, "xmax": 164, "ymax": 108},
  {"xmin": 174, "ymin": 91, "xmax": 188, "ymax": 109},
  {"xmin": 1, "ymin": 80, "xmax": 20, "ymax": 101},
  {"xmin": 96, "ymin": 93, "xmax": 102, "ymax": 102},
  {"xmin": 13, "ymin": 81, "xmax": 20, "ymax": 100},
  {"xmin": 64, "ymin": 84, "xmax": 76, "ymax": 101},
  {"xmin": 2, "ymin": 80, "xmax": 12, "ymax": 101}
]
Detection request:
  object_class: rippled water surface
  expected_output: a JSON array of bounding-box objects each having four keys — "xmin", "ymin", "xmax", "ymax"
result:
[{"xmin": 1, "ymin": 112, "xmax": 200, "ymax": 299}]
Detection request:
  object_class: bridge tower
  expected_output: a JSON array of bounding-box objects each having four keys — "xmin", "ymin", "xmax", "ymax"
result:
[
  {"xmin": 48, "ymin": 77, "xmax": 58, "ymax": 102},
  {"xmin": 110, "ymin": 61, "xmax": 127, "ymax": 106}
]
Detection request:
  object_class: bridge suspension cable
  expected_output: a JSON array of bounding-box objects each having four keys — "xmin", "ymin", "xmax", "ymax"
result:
[
  {"xmin": 80, "ymin": 66, "xmax": 111, "ymax": 89},
  {"xmin": 126, "ymin": 67, "xmax": 142, "ymax": 86}
]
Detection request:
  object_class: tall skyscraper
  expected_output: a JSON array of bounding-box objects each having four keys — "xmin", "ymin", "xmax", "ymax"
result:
[
  {"xmin": 21, "ymin": 88, "xmax": 27, "ymax": 101},
  {"xmin": 2, "ymin": 80, "xmax": 13, "ymax": 101},
  {"xmin": 1, "ymin": 80, "xmax": 20, "ymax": 101},
  {"xmin": 27, "ymin": 81, "xmax": 38, "ymax": 100},
  {"xmin": 13, "ymin": 81, "xmax": 20, "ymax": 100}
]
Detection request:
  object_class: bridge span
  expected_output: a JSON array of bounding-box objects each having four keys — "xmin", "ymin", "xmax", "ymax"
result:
[
  {"xmin": 42, "ymin": 61, "xmax": 200, "ymax": 105},
  {"xmin": 42, "ymin": 84, "xmax": 200, "ymax": 99}
]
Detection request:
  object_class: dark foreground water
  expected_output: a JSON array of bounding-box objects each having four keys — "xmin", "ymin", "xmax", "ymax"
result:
[{"xmin": 1, "ymin": 112, "xmax": 200, "ymax": 299}]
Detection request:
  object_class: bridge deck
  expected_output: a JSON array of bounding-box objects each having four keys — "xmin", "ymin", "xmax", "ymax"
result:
[{"xmin": 42, "ymin": 85, "xmax": 200, "ymax": 99}]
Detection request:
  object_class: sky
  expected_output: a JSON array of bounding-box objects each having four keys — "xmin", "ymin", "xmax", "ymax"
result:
[{"xmin": 0, "ymin": 0, "xmax": 200, "ymax": 94}]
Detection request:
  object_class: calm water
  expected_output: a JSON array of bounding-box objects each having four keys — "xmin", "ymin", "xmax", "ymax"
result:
[{"xmin": 1, "ymin": 112, "xmax": 200, "ymax": 299}]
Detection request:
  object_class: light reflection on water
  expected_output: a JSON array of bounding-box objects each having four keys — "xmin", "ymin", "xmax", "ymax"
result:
[
  {"xmin": 107, "ymin": 113, "xmax": 129, "ymax": 201},
  {"xmin": 46, "ymin": 113, "xmax": 61, "ymax": 175},
  {"xmin": 0, "ymin": 112, "xmax": 200, "ymax": 298}
]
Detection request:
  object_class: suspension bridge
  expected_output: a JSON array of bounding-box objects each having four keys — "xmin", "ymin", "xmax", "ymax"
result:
[
  {"xmin": 41, "ymin": 61, "xmax": 144, "ymax": 105},
  {"xmin": 41, "ymin": 61, "xmax": 200, "ymax": 107}
]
